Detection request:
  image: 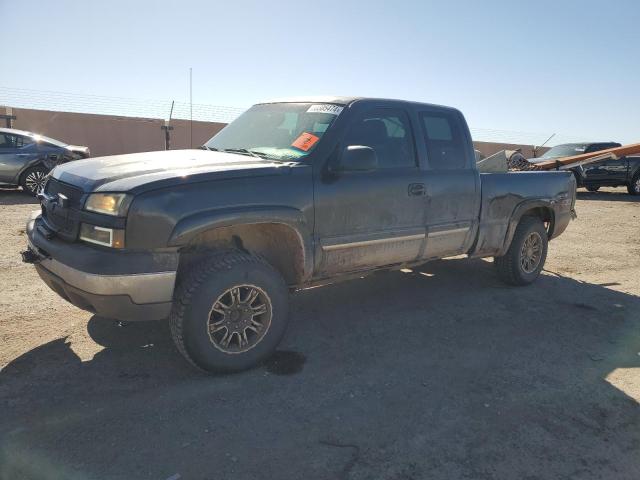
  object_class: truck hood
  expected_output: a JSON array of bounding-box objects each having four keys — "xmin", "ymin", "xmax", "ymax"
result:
[{"xmin": 52, "ymin": 149, "xmax": 290, "ymax": 192}]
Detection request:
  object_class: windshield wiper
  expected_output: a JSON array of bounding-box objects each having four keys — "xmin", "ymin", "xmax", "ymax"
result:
[
  {"xmin": 222, "ymin": 148, "xmax": 265, "ymax": 158},
  {"xmin": 223, "ymin": 148, "xmax": 286, "ymax": 162},
  {"xmin": 201, "ymin": 145, "xmax": 219, "ymax": 151}
]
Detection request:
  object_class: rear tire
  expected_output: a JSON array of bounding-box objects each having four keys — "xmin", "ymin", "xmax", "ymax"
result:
[
  {"xmin": 586, "ymin": 185, "xmax": 600, "ymax": 192},
  {"xmin": 628, "ymin": 174, "xmax": 640, "ymax": 195},
  {"xmin": 169, "ymin": 250, "xmax": 290, "ymax": 373},
  {"xmin": 20, "ymin": 165, "xmax": 49, "ymax": 196},
  {"xmin": 494, "ymin": 216, "xmax": 548, "ymax": 286}
]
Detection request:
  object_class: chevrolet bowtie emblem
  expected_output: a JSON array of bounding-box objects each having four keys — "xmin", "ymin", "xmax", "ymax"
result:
[{"xmin": 57, "ymin": 193, "xmax": 69, "ymax": 208}]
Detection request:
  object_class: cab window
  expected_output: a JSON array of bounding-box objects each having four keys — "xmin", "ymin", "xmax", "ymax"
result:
[
  {"xmin": 420, "ymin": 111, "xmax": 467, "ymax": 169},
  {"xmin": 343, "ymin": 109, "xmax": 416, "ymax": 168}
]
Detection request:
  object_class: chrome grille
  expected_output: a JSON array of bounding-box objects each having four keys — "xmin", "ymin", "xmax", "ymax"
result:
[{"xmin": 44, "ymin": 178, "xmax": 84, "ymax": 208}]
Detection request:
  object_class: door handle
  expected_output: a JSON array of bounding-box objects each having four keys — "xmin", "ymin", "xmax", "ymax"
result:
[{"xmin": 408, "ymin": 183, "xmax": 426, "ymax": 196}]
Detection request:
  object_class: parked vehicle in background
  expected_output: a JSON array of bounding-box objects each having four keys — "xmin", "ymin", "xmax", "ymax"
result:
[
  {"xmin": 0, "ymin": 128, "xmax": 90, "ymax": 195},
  {"xmin": 531, "ymin": 142, "xmax": 640, "ymax": 195},
  {"xmin": 23, "ymin": 97, "xmax": 576, "ymax": 373}
]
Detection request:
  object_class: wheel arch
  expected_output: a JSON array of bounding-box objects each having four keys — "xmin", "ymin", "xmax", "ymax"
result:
[
  {"xmin": 499, "ymin": 200, "xmax": 555, "ymax": 256},
  {"xmin": 170, "ymin": 208, "xmax": 312, "ymax": 286},
  {"xmin": 15, "ymin": 158, "xmax": 47, "ymax": 185}
]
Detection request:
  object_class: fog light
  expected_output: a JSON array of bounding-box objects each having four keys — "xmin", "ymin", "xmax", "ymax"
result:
[{"xmin": 79, "ymin": 224, "xmax": 125, "ymax": 248}]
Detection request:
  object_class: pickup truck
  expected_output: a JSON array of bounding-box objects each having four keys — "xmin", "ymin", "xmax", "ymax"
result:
[
  {"xmin": 532, "ymin": 142, "xmax": 640, "ymax": 195},
  {"xmin": 23, "ymin": 97, "xmax": 576, "ymax": 372}
]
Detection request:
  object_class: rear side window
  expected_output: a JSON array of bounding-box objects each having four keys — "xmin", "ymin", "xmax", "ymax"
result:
[
  {"xmin": 0, "ymin": 134, "xmax": 17, "ymax": 148},
  {"xmin": 343, "ymin": 108, "xmax": 416, "ymax": 168},
  {"xmin": 15, "ymin": 135, "xmax": 34, "ymax": 148},
  {"xmin": 420, "ymin": 111, "xmax": 467, "ymax": 169}
]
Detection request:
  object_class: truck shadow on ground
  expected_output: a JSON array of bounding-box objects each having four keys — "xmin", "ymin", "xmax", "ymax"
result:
[{"xmin": 2, "ymin": 258, "xmax": 640, "ymax": 479}]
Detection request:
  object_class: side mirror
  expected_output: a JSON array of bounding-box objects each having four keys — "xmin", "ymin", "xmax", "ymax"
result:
[{"xmin": 334, "ymin": 145, "xmax": 378, "ymax": 172}]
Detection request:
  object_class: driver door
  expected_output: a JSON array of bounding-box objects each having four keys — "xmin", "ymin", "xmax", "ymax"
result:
[{"xmin": 313, "ymin": 107, "xmax": 427, "ymax": 276}]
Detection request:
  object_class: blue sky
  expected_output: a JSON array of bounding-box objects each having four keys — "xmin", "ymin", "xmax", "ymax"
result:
[{"xmin": 2, "ymin": 0, "xmax": 638, "ymax": 144}]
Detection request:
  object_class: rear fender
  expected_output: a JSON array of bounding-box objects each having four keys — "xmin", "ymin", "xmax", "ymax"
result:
[{"xmin": 499, "ymin": 200, "xmax": 555, "ymax": 256}]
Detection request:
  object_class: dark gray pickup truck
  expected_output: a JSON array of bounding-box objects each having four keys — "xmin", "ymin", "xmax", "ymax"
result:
[{"xmin": 24, "ymin": 97, "xmax": 576, "ymax": 372}]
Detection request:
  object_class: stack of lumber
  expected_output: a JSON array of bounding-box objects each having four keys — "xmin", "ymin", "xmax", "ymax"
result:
[{"xmin": 523, "ymin": 143, "xmax": 640, "ymax": 171}]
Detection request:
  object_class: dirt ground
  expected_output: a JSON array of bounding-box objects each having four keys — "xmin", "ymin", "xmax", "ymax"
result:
[{"xmin": 1, "ymin": 186, "xmax": 639, "ymax": 480}]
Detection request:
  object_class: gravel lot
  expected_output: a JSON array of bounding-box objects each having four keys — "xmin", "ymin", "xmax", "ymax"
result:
[{"xmin": 1, "ymin": 186, "xmax": 639, "ymax": 480}]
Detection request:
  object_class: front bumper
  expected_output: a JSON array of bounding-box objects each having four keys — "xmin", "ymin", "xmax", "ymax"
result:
[{"xmin": 25, "ymin": 212, "xmax": 178, "ymax": 321}]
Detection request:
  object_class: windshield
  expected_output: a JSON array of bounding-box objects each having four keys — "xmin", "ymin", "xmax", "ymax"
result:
[
  {"xmin": 540, "ymin": 143, "xmax": 587, "ymax": 159},
  {"xmin": 204, "ymin": 103, "xmax": 343, "ymax": 161}
]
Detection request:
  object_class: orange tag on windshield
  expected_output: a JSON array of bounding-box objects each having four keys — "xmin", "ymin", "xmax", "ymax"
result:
[{"xmin": 291, "ymin": 132, "xmax": 319, "ymax": 152}]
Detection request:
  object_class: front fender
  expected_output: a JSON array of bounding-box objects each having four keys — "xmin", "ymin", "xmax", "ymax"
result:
[{"xmin": 168, "ymin": 206, "xmax": 314, "ymax": 277}]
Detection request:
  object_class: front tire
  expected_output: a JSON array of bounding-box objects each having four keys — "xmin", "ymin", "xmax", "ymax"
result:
[
  {"xmin": 170, "ymin": 250, "xmax": 290, "ymax": 373},
  {"xmin": 494, "ymin": 216, "xmax": 548, "ymax": 286},
  {"xmin": 628, "ymin": 174, "xmax": 640, "ymax": 196},
  {"xmin": 20, "ymin": 165, "xmax": 49, "ymax": 196}
]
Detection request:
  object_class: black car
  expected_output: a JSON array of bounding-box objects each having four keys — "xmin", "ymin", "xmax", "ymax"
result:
[
  {"xmin": 534, "ymin": 142, "xmax": 640, "ymax": 195},
  {"xmin": 0, "ymin": 128, "xmax": 90, "ymax": 195}
]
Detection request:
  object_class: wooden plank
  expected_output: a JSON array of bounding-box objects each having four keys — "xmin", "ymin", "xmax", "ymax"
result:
[{"xmin": 531, "ymin": 143, "xmax": 640, "ymax": 170}]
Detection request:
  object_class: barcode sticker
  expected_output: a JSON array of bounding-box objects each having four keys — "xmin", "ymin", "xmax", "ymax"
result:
[{"xmin": 306, "ymin": 104, "xmax": 344, "ymax": 115}]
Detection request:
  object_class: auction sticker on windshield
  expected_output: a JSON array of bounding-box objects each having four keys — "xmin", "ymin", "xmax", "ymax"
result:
[
  {"xmin": 306, "ymin": 104, "xmax": 344, "ymax": 115},
  {"xmin": 291, "ymin": 132, "xmax": 320, "ymax": 152}
]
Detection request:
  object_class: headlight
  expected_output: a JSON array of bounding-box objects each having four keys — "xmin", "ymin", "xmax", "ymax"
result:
[
  {"xmin": 79, "ymin": 224, "xmax": 125, "ymax": 248},
  {"xmin": 85, "ymin": 193, "xmax": 132, "ymax": 216}
]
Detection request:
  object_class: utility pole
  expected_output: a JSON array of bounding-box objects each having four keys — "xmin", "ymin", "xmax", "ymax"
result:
[
  {"xmin": 189, "ymin": 67, "xmax": 193, "ymax": 148},
  {"xmin": 161, "ymin": 101, "xmax": 175, "ymax": 150},
  {"xmin": 1, "ymin": 107, "xmax": 16, "ymax": 128}
]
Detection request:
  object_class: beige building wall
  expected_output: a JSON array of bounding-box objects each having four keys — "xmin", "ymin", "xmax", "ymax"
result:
[
  {"xmin": 3, "ymin": 106, "xmax": 546, "ymax": 159},
  {"xmin": 5, "ymin": 107, "xmax": 226, "ymax": 157}
]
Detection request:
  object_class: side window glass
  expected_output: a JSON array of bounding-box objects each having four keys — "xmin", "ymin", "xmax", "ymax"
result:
[
  {"xmin": 344, "ymin": 109, "xmax": 416, "ymax": 168},
  {"xmin": 0, "ymin": 134, "xmax": 18, "ymax": 149},
  {"xmin": 420, "ymin": 111, "xmax": 467, "ymax": 170}
]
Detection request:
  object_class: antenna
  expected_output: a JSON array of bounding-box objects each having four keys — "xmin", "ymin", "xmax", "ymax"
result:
[
  {"xmin": 189, "ymin": 67, "xmax": 193, "ymax": 148},
  {"xmin": 533, "ymin": 133, "xmax": 555, "ymax": 158},
  {"xmin": 540, "ymin": 133, "xmax": 556, "ymax": 148}
]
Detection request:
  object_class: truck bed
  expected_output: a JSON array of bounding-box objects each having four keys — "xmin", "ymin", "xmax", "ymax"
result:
[{"xmin": 471, "ymin": 171, "xmax": 576, "ymax": 257}]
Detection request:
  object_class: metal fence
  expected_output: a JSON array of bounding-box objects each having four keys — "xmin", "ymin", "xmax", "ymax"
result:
[{"xmin": 0, "ymin": 86, "xmax": 587, "ymax": 147}]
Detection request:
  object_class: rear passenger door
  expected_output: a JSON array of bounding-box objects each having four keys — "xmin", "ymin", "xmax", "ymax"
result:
[{"xmin": 418, "ymin": 109, "xmax": 480, "ymax": 259}]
